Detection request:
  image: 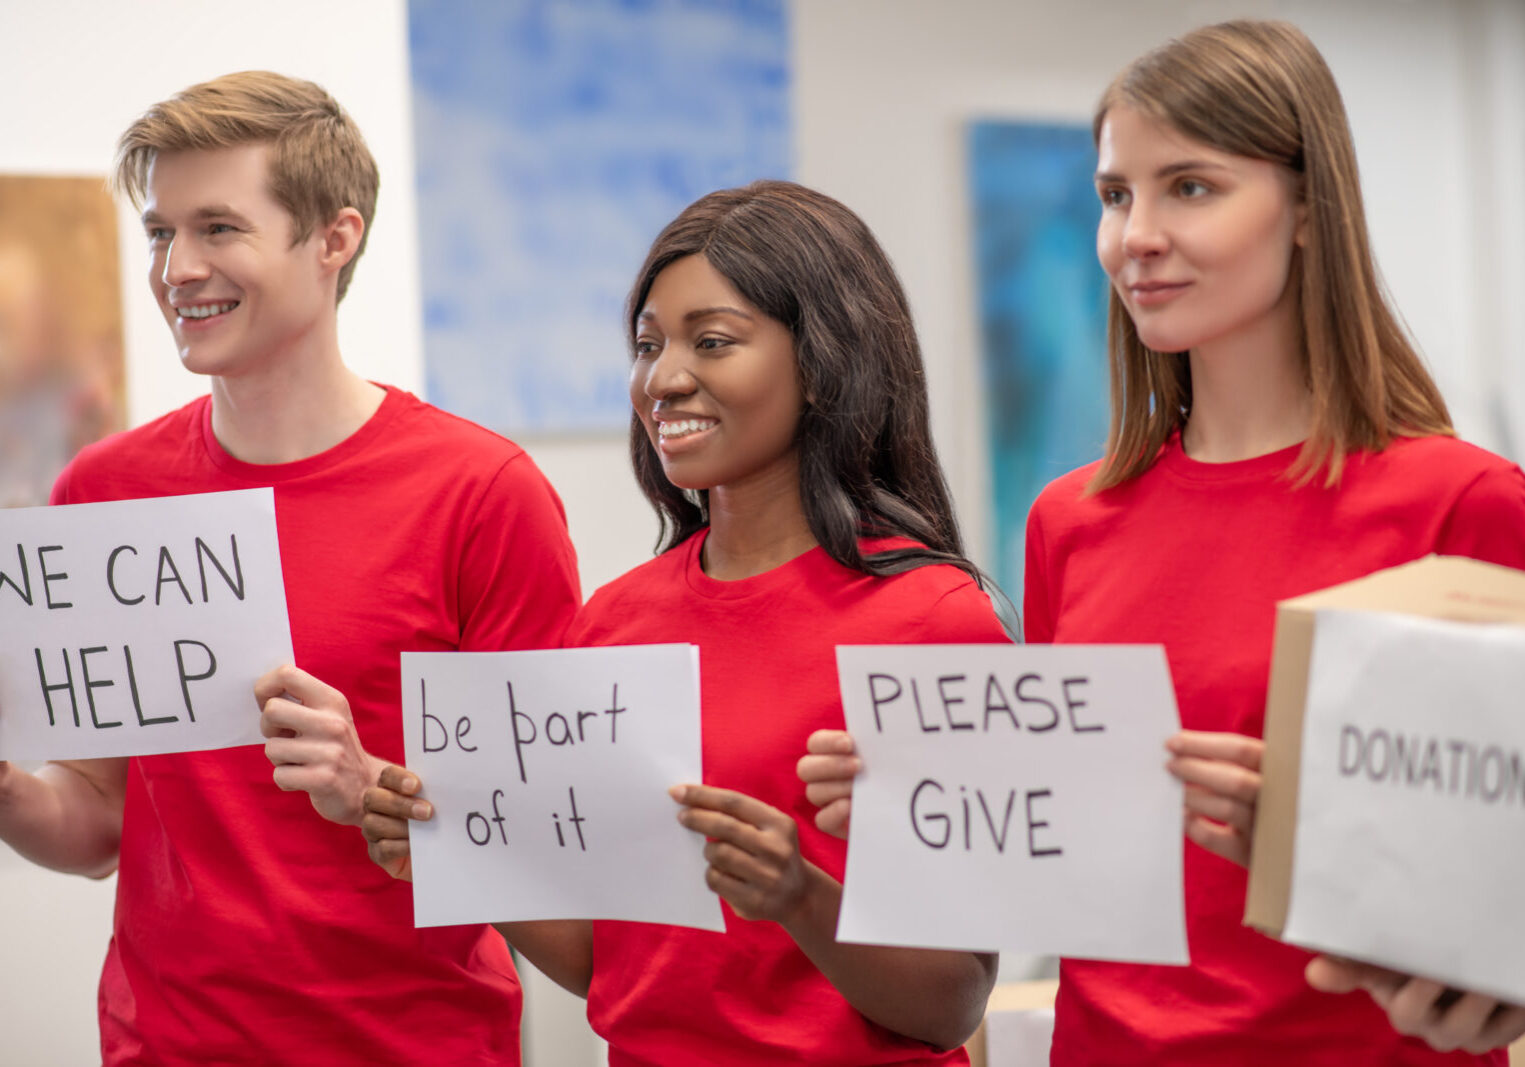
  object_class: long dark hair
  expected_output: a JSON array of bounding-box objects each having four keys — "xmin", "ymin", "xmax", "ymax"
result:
[{"xmin": 627, "ymin": 179, "xmax": 981, "ymax": 582}]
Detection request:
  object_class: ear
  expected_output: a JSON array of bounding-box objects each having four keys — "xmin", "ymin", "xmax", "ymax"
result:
[
  {"xmin": 317, "ymin": 207, "xmax": 365, "ymax": 276},
  {"xmin": 1293, "ymin": 200, "xmax": 1309, "ymax": 249}
]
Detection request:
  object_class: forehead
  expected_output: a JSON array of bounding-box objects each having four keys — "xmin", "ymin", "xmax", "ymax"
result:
[
  {"xmin": 1096, "ymin": 105, "xmax": 1230, "ymax": 171},
  {"xmin": 641, "ymin": 254, "xmax": 753, "ymax": 316},
  {"xmin": 142, "ymin": 143, "xmax": 281, "ymax": 217}
]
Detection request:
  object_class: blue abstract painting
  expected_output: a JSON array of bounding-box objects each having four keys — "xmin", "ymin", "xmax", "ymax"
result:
[
  {"xmin": 969, "ymin": 122, "xmax": 1111, "ymax": 604},
  {"xmin": 407, "ymin": 0, "xmax": 790, "ymax": 434}
]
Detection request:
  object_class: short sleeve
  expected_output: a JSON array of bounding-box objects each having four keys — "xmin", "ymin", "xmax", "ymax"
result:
[
  {"xmin": 1435, "ymin": 461, "xmax": 1525, "ymax": 571},
  {"xmin": 918, "ymin": 577, "xmax": 1014, "ymax": 645},
  {"xmin": 456, "ymin": 450, "xmax": 582, "ymax": 652}
]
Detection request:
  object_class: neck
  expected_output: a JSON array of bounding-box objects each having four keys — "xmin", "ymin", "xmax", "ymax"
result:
[
  {"xmin": 702, "ymin": 458, "xmax": 818, "ymax": 581},
  {"xmin": 1181, "ymin": 294, "xmax": 1311, "ymax": 462},
  {"xmin": 208, "ymin": 325, "xmax": 384, "ymax": 464}
]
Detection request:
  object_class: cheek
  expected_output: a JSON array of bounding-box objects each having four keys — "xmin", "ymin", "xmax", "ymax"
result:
[{"xmin": 1096, "ymin": 217, "xmax": 1124, "ymax": 278}]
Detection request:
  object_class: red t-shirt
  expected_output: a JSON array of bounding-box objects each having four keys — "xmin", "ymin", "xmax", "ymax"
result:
[
  {"xmin": 566, "ymin": 531, "xmax": 1011, "ymax": 1066},
  {"xmin": 50, "ymin": 386, "xmax": 581, "ymax": 1066},
  {"xmin": 1025, "ymin": 433, "xmax": 1525, "ymax": 1066}
]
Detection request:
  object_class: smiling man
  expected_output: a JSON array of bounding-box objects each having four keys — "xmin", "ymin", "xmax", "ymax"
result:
[{"xmin": 0, "ymin": 72, "xmax": 580, "ymax": 1064}]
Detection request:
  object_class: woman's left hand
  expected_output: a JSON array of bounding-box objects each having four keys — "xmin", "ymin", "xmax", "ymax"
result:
[
  {"xmin": 1307, "ymin": 956, "xmax": 1525, "ymax": 1053},
  {"xmin": 1165, "ymin": 729, "xmax": 1263, "ymax": 866},
  {"xmin": 671, "ymin": 783, "xmax": 809, "ymax": 922}
]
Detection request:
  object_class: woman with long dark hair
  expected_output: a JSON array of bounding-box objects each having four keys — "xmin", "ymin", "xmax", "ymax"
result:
[{"xmin": 362, "ymin": 179, "xmax": 1008, "ymax": 1064}]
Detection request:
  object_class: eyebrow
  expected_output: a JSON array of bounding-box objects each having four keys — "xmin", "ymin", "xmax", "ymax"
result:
[
  {"xmin": 1094, "ymin": 160, "xmax": 1232, "ymax": 184},
  {"xmin": 637, "ymin": 305, "xmax": 756, "ymax": 324},
  {"xmin": 140, "ymin": 205, "xmax": 251, "ymax": 225}
]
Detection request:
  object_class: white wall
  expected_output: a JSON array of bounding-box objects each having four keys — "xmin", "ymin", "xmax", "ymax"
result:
[{"xmin": 0, "ymin": 1, "xmax": 1520, "ymax": 1065}]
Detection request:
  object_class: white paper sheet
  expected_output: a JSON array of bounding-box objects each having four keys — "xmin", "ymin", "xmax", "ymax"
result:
[
  {"xmin": 835, "ymin": 644, "xmax": 1187, "ymax": 963},
  {"xmin": 402, "ymin": 644, "xmax": 723, "ymax": 931},
  {"xmin": 1284, "ymin": 609, "xmax": 1525, "ymax": 1002},
  {"xmin": 0, "ymin": 488, "xmax": 292, "ymax": 760}
]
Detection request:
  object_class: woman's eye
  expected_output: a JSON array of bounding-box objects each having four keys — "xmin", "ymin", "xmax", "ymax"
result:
[
  {"xmin": 633, "ymin": 339, "xmax": 660, "ymax": 359},
  {"xmin": 1098, "ymin": 187, "xmax": 1128, "ymax": 208},
  {"xmin": 1177, "ymin": 179, "xmax": 1210, "ymax": 198},
  {"xmin": 208, "ymin": 223, "xmax": 235, "ymax": 235},
  {"xmin": 696, "ymin": 336, "xmax": 731, "ymax": 351}
]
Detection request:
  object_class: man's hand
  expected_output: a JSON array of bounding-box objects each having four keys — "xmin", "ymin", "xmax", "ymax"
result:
[{"xmin": 255, "ymin": 664, "xmax": 386, "ymax": 826}]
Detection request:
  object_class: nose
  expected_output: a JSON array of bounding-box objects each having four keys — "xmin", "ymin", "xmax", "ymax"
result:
[
  {"xmin": 160, "ymin": 235, "xmax": 209, "ymax": 288},
  {"xmin": 639, "ymin": 342, "xmax": 697, "ymax": 402},
  {"xmin": 1120, "ymin": 199, "xmax": 1168, "ymax": 259}
]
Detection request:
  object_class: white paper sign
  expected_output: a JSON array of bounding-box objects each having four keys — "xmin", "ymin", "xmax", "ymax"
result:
[
  {"xmin": 1284, "ymin": 610, "xmax": 1525, "ymax": 1002},
  {"xmin": 836, "ymin": 644, "xmax": 1187, "ymax": 963},
  {"xmin": 401, "ymin": 645, "xmax": 723, "ymax": 931},
  {"xmin": 0, "ymin": 488, "xmax": 292, "ymax": 760}
]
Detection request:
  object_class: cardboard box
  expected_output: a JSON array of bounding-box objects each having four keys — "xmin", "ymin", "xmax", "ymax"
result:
[{"xmin": 1246, "ymin": 555, "xmax": 1525, "ymax": 996}]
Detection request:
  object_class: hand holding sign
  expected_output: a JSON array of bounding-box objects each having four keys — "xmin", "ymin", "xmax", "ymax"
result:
[
  {"xmin": 256, "ymin": 664, "xmax": 388, "ymax": 827},
  {"xmin": 673, "ymin": 783, "xmax": 810, "ymax": 923},
  {"xmin": 1166, "ymin": 730, "xmax": 1264, "ymax": 867},
  {"xmin": 361, "ymin": 764, "xmax": 433, "ymax": 881},
  {"xmin": 797, "ymin": 730, "xmax": 858, "ymax": 839},
  {"xmin": 1307, "ymin": 958, "xmax": 1525, "ymax": 1054}
]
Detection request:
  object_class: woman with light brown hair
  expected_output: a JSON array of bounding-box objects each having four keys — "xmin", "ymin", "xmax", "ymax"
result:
[
  {"xmin": 804, "ymin": 16, "xmax": 1525, "ymax": 1065},
  {"xmin": 1026, "ymin": 18, "xmax": 1525, "ymax": 1065}
]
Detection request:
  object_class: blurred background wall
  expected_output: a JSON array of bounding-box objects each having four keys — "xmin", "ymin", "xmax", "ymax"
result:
[{"xmin": 0, "ymin": 1, "xmax": 1520, "ymax": 1063}]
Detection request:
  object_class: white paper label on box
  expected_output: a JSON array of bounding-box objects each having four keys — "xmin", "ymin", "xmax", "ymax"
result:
[
  {"xmin": 1284, "ymin": 609, "xmax": 1525, "ymax": 1002},
  {"xmin": 402, "ymin": 644, "xmax": 723, "ymax": 932},
  {"xmin": 0, "ymin": 488, "xmax": 292, "ymax": 760},
  {"xmin": 835, "ymin": 644, "xmax": 1188, "ymax": 963}
]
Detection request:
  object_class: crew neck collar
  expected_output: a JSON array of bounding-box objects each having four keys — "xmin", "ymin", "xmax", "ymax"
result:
[{"xmin": 200, "ymin": 383, "xmax": 407, "ymax": 482}]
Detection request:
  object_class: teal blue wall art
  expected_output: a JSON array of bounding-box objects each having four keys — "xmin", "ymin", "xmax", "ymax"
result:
[{"xmin": 969, "ymin": 121, "xmax": 1110, "ymax": 603}]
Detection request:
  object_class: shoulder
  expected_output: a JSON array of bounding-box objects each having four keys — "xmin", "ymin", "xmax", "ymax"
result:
[
  {"xmin": 567, "ymin": 540, "xmax": 692, "ymax": 641},
  {"xmin": 1366, "ymin": 434, "xmax": 1519, "ymax": 482},
  {"xmin": 51, "ymin": 398, "xmax": 207, "ymax": 503},
  {"xmin": 383, "ymin": 388, "xmax": 530, "ymax": 467}
]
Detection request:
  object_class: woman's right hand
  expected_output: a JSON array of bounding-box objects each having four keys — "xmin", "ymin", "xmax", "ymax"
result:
[
  {"xmin": 796, "ymin": 730, "xmax": 861, "ymax": 839},
  {"xmin": 360, "ymin": 764, "xmax": 433, "ymax": 881}
]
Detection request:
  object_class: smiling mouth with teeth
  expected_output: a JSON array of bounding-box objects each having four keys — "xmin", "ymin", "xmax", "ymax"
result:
[
  {"xmin": 177, "ymin": 301, "xmax": 239, "ymax": 320},
  {"xmin": 658, "ymin": 418, "xmax": 718, "ymax": 438}
]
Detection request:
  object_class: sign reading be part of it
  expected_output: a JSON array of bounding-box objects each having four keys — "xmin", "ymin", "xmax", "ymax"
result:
[
  {"xmin": 835, "ymin": 643, "xmax": 1188, "ymax": 964},
  {"xmin": 402, "ymin": 645, "xmax": 723, "ymax": 932},
  {"xmin": 0, "ymin": 488, "xmax": 292, "ymax": 760}
]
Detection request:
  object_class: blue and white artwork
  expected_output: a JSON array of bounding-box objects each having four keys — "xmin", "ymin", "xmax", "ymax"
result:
[
  {"xmin": 408, "ymin": 0, "xmax": 790, "ymax": 434},
  {"xmin": 969, "ymin": 122, "xmax": 1110, "ymax": 603}
]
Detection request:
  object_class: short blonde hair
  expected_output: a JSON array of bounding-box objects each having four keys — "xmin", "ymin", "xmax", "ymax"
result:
[
  {"xmin": 114, "ymin": 71, "xmax": 379, "ymax": 302},
  {"xmin": 1089, "ymin": 20, "xmax": 1451, "ymax": 491}
]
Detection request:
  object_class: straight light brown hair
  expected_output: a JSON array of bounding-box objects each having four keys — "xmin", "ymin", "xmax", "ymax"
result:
[
  {"xmin": 113, "ymin": 71, "xmax": 379, "ymax": 302},
  {"xmin": 1089, "ymin": 19, "xmax": 1451, "ymax": 491},
  {"xmin": 627, "ymin": 179, "xmax": 983, "ymax": 583}
]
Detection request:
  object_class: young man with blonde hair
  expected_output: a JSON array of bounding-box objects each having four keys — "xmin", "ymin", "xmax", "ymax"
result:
[{"xmin": 0, "ymin": 71, "xmax": 579, "ymax": 1064}]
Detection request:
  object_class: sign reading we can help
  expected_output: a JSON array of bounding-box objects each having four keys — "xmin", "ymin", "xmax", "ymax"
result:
[
  {"xmin": 835, "ymin": 644, "xmax": 1188, "ymax": 964},
  {"xmin": 401, "ymin": 645, "xmax": 723, "ymax": 932},
  {"xmin": 0, "ymin": 488, "xmax": 292, "ymax": 760}
]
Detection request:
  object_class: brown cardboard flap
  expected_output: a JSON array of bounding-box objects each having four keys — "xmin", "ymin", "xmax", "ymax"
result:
[{"xmin": 1245, "ymin": 555, "xmax": 1525, "ymax": 937}]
